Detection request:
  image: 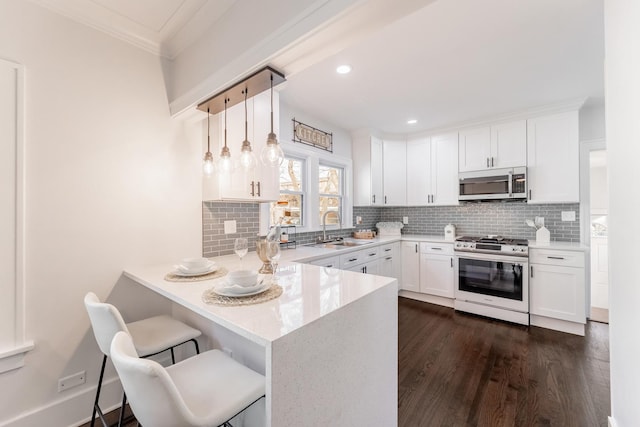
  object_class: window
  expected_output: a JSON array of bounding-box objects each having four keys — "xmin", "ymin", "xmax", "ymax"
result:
[
  {"xmin": 270, "ymin": 157, "xmax": 305, "ymax": 225},
  {"xmin": 318, "ymin": 164, "xmax": 343, "ymax": 225}
]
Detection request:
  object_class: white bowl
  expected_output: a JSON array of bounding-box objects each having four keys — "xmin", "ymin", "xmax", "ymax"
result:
[
  {"xmin": 180, "ymin": 257, "xmax": 211, "ymax": 270},
  {"xmin": 226, "ymin": 270, "xmax": 258, "ymax": 287}
]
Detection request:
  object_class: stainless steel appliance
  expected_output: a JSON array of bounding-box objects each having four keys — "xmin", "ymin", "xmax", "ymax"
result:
[
  {"xmin": 454, "ymin": 236, "xmax": 529, "ymax": 325},
  {"xmin": 458, "ymin": 167, "xmax": 527, "ymax": 201}
]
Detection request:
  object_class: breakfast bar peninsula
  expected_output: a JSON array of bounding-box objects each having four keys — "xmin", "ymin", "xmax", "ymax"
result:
[{"xmin": 124, "ymin": 253, "xmax": 398, "ymax": 427}]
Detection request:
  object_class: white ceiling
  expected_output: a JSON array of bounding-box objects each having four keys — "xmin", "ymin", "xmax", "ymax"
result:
[
  {"xmin": 30, "ymin": 0, "xmax": 235, "ymax": 58},
  {"xmin": 278, "ymin": 0, "xmax": 605, "ymax": 135}
]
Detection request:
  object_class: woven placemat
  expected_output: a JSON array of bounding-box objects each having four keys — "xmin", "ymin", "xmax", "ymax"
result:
[
  {"xmin": 164, "ymin": 267, "xmax": 228, "ymax": 283},
  {"xmin": 202, "ymin": 284, "xmax": 283, "ymax": 306}
]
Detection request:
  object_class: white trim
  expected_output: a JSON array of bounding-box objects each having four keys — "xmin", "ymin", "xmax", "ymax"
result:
[
  {"xmin": 0, "ymin": 58, "xmax": 32, "ymax": 370},
  {"xmin": 608, "ymin": 416, "xmax": 618, "ymax": 427}
]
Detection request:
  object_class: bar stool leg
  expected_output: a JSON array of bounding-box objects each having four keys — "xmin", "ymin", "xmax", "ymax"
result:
[{"xmin": 91, "ymin": 355, "xmax": 108, "ymax": 427}]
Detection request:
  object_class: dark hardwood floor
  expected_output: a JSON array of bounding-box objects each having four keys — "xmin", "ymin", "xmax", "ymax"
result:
[
  {"xmin": 82, "ymin": 297, "xmax": 610, "ymax": 427},
  {"xmin": 398, "ymin": 297, "xmax": 610, "ymax": 427}
]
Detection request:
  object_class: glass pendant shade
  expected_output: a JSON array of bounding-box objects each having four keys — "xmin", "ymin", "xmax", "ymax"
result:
[
  {"xmin": 203, "ymin": 151, "xmax": 215, "ymax": 176},
  {"xmin": 218, "ymin": 145, "xmax": 233, "ymax": 172},
  {"xmin": 261, "ymin": 73, "xmax": 284, "ymax": 167},
  {"xmin": 239, "ymin": 140, "xmax": 257, "ymax": 170},
  {"xmin": 261, "ymin": 133, "xmax": 284, "ymax": 166}
]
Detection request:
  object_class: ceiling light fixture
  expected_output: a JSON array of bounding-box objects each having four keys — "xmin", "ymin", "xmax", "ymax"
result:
[
  {"xmin": 261, "ymin": 73, "xmax": 285, "ymax": 167},
  {"xmin": 407, "ymin": 119, "xmax": 418, "ymax": 125},
  {"xmin": 238, "ymin": 89, "xmax": 257, "ymax": 170},
  {"xmin": 336, "ymin": 64, "xmax": 352, "ymax": 74},
  {"xmin": 203, "ymin": 107, "xmax": 215, "ymax": 176},
  {"xmin": 218, "ymin": 97, "xmax": 233, "ymax": 173}
]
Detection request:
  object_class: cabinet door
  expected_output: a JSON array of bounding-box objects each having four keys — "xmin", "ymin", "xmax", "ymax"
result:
[
  {"xmin": 490, "ymin": 120, "xmax": 527, "ymax": 168},
  {"xmin": 309, "ymin": 256, "xmax": 340, "ymax": 268},
  {"xmin": 400, "ymin": 242, "xmax": 420, "ymax": 292},
  {"xmin": 218, "ymin": 99, "xmax": 254, "ymax": 199},
  {"xmin": 371, "ymin": 137, "xmax": 384, "ymax": 206},
  {"xmin": 530, "ymin": 263, "xmax": 586, "ymax": 323},
  {"xmin": 419, "ymin": 253, "xmax": 454, "ymax": 298},
  {"xmin": 364, "ymin": 259, "xmax": 379, "ymax": 275},
  {"xmin": 458, "ymin": 126, "xmax": 491, "ymax": 172},
  {"xmin": 383, "ymin": 139, "xmax": 407, "ymax": 205},
  {"xmin": 251, "ymin": 90, "xmax": 279, "ymax": 201},
  {"xmin": 431, "ymin": 133, "xmax": 459, "ymax": 206},
  {"xmin": 406, "ymin": 137, "xmax": 431, "ymax": 205},
  {"xmin": 527, "ymin": 111, "xmax": 579, "ymax": 203}
]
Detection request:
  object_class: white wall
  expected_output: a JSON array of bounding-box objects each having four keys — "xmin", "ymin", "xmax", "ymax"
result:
[
  {"xmin": 579, "ymin": 103, "xmax": 606, "ymax": 141},
  {"xmin": 590, "ymin": 165, "xmax": 608, "ymax": 213},
  {"xmin": 604, "ymin": 0, "xmax": 640, "ymax": 426},
  {"xmin": 0, "ymin": 1, "xmax": 201, "ymax": 425},
  {"xmin": 279, "ymin": 101, "xmax": 353, "ymax": 159}
]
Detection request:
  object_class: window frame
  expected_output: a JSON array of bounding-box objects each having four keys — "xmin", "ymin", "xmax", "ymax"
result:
[
  {"xmin": 271, "ymin": 155, "xmax": 306, "ymax": 227},
  {"xmin": 318, "ymin": 162, "xmax": 345, "ymax": 227}
]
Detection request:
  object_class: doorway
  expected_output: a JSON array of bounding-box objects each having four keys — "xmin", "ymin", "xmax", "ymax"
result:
[{"xmin": 589, "ymin": 149, "xmax": 609, "ymax": 323}]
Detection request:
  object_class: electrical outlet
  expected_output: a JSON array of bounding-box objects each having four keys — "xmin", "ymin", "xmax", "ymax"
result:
[
  {"xmin": 58, "ymin": 371, "xmax": 86, "ymax": 392},
  {"xmin": 403, "ymin": 216, "xmax": 409, "ymax": 224},
  {"xmin": 561, "ymin": 211, "xmax": 576, "ymax": 221},
  {"xmin": 224, "ymin": 220, "xmax": 237, "ymax": 234}
]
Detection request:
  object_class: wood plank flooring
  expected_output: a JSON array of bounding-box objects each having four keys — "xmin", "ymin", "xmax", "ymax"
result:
[
  {"xmin": 81, "ymin": 297, "xmax": 610, "ymax": 427},
  {"xmin": 398, "ymin": 297, "xmax": 610, "ymax": 427}
]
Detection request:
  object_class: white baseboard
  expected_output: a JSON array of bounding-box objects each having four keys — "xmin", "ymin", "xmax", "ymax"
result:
[
  {"xmin": 608, "ymin": 416, "xmax": 617, "ymax": 427},
  {"xmin": 530, "ymin": 314, "xmax": 585, "ymax": 336},
  {"xmin": 398, "ymin": 291, "xmax": 454, "ymax": 308},
  {"xmin": 0, "ymin": 354, "xmax": 171, "ymax": 427}
]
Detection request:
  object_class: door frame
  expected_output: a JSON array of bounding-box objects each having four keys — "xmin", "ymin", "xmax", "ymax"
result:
[{"xmin": 579, "ymin": 138, "xmax": 606, "ymax": 318}]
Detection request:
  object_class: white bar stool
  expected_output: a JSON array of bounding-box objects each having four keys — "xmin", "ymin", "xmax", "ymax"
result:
[
  {"xmin": 110, "ymin": 331, "xmax": 266, "ymax": 427},
  {"xmin": 84, "ymin": 292, "xmax": 202, "ymax": 427}
]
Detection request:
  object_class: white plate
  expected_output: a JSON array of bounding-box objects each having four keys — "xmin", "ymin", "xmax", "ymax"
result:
[
  {"xmin": 175, "ymin": 262, "xmax": 216, "ymax": 274},
  {"xmin": 212, "ymin": 282, "xmax": 271, "ymax": 297},
  {"xmin": 172, "ymin": 265, "xmax": 219, "ymax": 277},
  {"xmin": 220, "ymin": 280, "xmax": 265, "ymax": 294}
]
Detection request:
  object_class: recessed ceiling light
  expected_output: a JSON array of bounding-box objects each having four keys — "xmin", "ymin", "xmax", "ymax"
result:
[
  {"xmin": 407, "ymin": 119, "xmax": 418, "ymax": 124},
  {"xmin": 336, "ymin": 65, "xmax": 352, "ymax": 74}
]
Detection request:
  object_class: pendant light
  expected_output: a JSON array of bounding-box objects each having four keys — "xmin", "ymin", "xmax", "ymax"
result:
[
  {"xmin": 260, "ymin": 73, "xmax": 285, "ymax": 166},
  {"xmin": 202, "ymin": 107, "xmax": 215, "ymax": 176},
  {"xmin": 218, "ymin": 97, "xmax": 233, "ymax": 173},
  {"xmin": 239, "ymin": 88, "xmax": 257, "ymax": 170}
]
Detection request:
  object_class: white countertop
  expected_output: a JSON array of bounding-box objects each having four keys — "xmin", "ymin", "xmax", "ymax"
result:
[{"xmin": 124, "ymin": 253, "xmax": 397, "ymax": 347}]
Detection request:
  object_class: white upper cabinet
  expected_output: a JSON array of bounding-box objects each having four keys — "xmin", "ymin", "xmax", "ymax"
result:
[
  {"xmin": 490, "ymin": 120, "xmax": 527, "ymax": 168},
  {"xmin": 406, "ymin": 137, "xmax": 431, "ymax": 205},
  {"xmin": 458, "ymin": 126, "xmax": 491, "ymax": 172},
  {"xmin": 527, "ymin": 111, "xmax": 579, "ymax": 203},
  {"xmin": 458, "ymin": 120, "xmax": 527, "ymax": 172},
  {"xmin": 382, "ymin": 139, "xmax": 407, "ymax": 205},
  {"xmin": 203, "ymin": 90, "xmax": 279, "ymax": 202},
  {"xmin": 407, "ymin": 134, "xmax": 459, "ymax": 206},
  {"xmin": 352, "ymin": 135, "xmax": 384, "ymax": 206}
]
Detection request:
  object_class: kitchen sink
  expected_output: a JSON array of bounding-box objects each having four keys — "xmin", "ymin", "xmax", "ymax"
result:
[{"xmin": 309, "ymin": 240, "xmax": 369, "ymax": 250}]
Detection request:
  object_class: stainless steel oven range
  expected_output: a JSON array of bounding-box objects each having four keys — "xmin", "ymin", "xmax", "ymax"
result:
[{"xmin": 454, "ymin": 236, "xmax": 529, "ymax": 325}]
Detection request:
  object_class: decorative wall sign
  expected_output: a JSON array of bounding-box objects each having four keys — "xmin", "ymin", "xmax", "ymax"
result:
[{"xmin": 292, "ymin": 118, "xmax": 333, "ymax": 152}]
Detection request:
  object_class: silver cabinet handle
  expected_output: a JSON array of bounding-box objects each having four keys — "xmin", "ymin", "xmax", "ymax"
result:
[
  {"xmin": 385, "ymin": 195, "xmax": 387, "ymax": 204},
  {"xmin": 385, "ymin": 248, "xmax": 392, "ymax": 252},
  {"xmin": 432, "ymin": 247, "xmax": 443, "ymax": 250},
  {"xmin": 385, "ymin": 257, "xmax": 392, "ymax": 260},
  {"xmin": 547, "ymin": 256, "xmax": 565, "ymax": 260},
  {"xmin": 530, "ymin": 266, "xmax": 534, "ymax": 278},
  {"xmin": 326, "ymin": 264, "xmax": 334, "ymax": 268},
  {"xmin": 250, "ymin": 181, "xmax": 255, "ymax": 196},
  {"xmin": 415, "ymin": 244, "xmax": 418, "ymax": 253},
  {"xmin": 486, "ymin": 157, "xmax": 490, "ymax": 168},
  {"xmin": 368, "ymin": 253, "xmax": 376, "ymax": 257},
  {"xmin": 529, "ymin": 189, "xmax": 532, "ymax": 200},
  {"xmin": 363, "ymin": 266, "xmax": 367, "ymax": 274},
  {"xmin": 372, "ymin": 194, "xmax": 376, "ymax": 203},
  {"xmin": 491, "ymin": 157, "xmax": 495, "ymax": 167},
  {"xmin": 450, "ymin": 258, "xmax": 453, "ymax": 268},
  {"xmin": 256, "ymin": 181, "xmax": 261, "ymax": 197},
  {"xmin": 348, "ymin": 258, "xmax": 357, "ymax": 262}
]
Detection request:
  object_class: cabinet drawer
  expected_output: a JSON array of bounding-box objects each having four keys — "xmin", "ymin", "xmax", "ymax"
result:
[
  {"xmin": 420, "ymin": 242, "xmax": 454, "ymax": 255},
  {"xmin": 379, "ymin": 244, "xmax": 396, "ymax": 257},
  {"xmin": 340, "ymin": 247, "xmax": 379, "ymax": 268},
  {"xmin": 529, "ymin": 249, "xmax": 585, "ymax": 268},
  {"xmin": 309, "ymin": 256, "xmax": 340, "ymax": 268}
]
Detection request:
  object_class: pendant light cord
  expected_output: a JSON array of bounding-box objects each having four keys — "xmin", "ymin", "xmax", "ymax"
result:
[
  {"xmin": 270, "ymin": 74, "xmax": 274, "ymax": 133},
  {"xmin": 207, "ymin": 107, "xmax": 211, "ymax": 152},
  {"xmin": 244, "ymin": 88, "xmax": 249, "ymax": 141},
  {"xmin": 224, "ymin": 97, "xmax": 228, "ymax": 148}
]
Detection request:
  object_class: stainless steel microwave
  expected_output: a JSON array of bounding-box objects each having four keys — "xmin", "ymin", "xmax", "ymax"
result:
[{"xmin": 458, "ymin": 167, "xmax": 527, "ymax": 201}]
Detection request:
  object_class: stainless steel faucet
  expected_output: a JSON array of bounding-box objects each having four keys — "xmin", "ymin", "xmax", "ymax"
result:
[{"xmin": 321, "ymin": 210, "xmax": 342, "ymax": 242}]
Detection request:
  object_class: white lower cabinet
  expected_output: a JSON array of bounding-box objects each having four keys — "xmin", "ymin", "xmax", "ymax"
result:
[
  {"xmin": 400, "ymin": 241, "xmax": 420, "ymax": 292},
  {"xmin": 419, "ymin": 243, "xmax": 454, "ymax": 298},
  {"xmin": 308, "ymin": 256, "xmax": 340, "ymax": 269},
  {"xmin": 529, "ymin": 248, "xmax": 586, "ymax": 335}
]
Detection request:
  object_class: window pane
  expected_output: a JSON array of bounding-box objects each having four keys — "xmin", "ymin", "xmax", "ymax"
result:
[
  {"xmin": 271, "ymin": 195, "xmax": 303, "ymax": 225},
  {"xmin": 319, "ymin": 165, "xmax": 342, "ymax": 195},
  {"xmin": 280, "ymin": 158, "xmax": 303, "ymax": 192},
  {"xmin": 319, "ymin": 196, "xmax": 341, "ymax": 225}
]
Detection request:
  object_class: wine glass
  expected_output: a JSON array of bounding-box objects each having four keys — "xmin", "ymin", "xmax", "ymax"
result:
[
  {"xmin": 266, "ymin": 241, "xmax": 281, "ymax": 280},
  {"xmin": 234, "ymin": 238, "xmax": 248, "ymax": 269}
]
